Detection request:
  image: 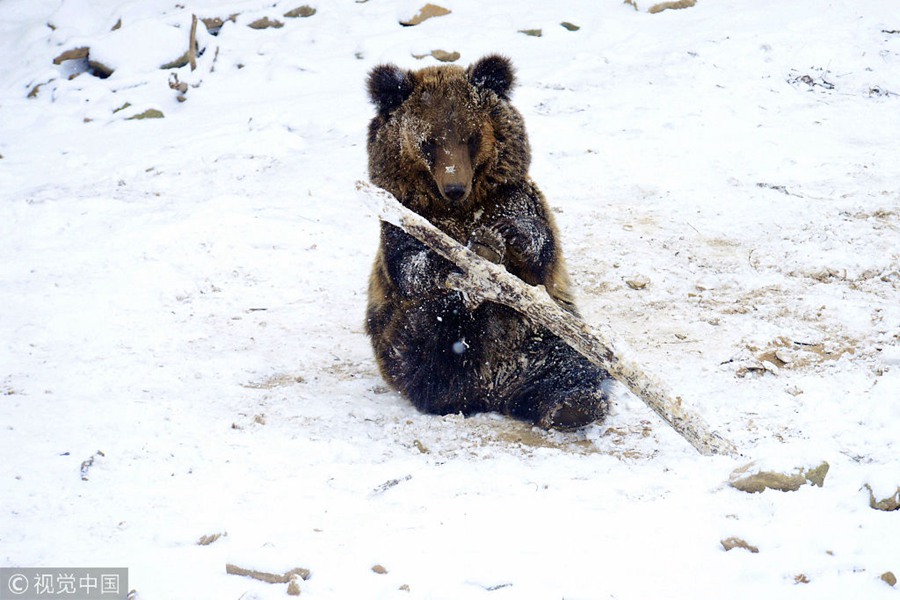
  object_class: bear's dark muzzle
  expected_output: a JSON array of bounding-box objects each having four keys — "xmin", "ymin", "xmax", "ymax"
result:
[{"xmin": 442, "ymin": 184, "xmax": 468, "ymax": 203}]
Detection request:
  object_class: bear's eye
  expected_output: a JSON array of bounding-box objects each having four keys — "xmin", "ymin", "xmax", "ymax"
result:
[
  {"xmin": 467, "ymin": 133, "xmax": 482, "ymax": 158},
  {"xmin": 420, "ymin": 139, "xmax": 437, "ymax": 165}
]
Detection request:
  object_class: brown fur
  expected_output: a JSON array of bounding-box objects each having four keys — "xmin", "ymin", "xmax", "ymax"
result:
[{"xmin": 364, "ymin": 55, "xmax": 609, "ymax": 428}]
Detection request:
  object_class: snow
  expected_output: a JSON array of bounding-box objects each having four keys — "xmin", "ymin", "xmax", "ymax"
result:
[{"xmin": 1, "ymin": 0, "xmax": 898, "ymax": 598}]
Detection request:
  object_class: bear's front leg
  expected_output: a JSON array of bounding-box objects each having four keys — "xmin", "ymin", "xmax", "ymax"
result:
[
  {"xmin": 467, "ymin": 226, "xmax": 506, "ymax": 264},
  {"xmin": 381, "ymin": 223, "xmax": 456, "ymax": 298},
  {"xmin": 490, "ymin": 214, "xmax": 555, "ymax": 286}
]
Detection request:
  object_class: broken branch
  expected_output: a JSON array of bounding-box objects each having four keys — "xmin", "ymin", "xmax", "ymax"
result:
[
  {"xmin": 189, "ymin": 14, "xmax": 198, "ymax": 71},
  {"xmin": 356, "ymin": 181, "xmax": 738, "ymax": 457}
]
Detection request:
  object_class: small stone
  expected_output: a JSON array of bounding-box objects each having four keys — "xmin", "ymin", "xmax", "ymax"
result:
[
  {"xmin": 53, "ymin": 47, "xmax": 89, "ymax": 65},
  {"xmin": 729, "ymin": 461, "xmax": 829, "ymax": 493},
  {"xmin": 286, "ymin": 567, "xmax": 311, "ymax": 581},
  {"xmin": 372, "ymin": 564, "xmax": 388, "ymax": 575},
  {"xmin": 202, "ymin": 16, "xmax": 238, "ymax": 35},
  {"xmin": 197, "ymin": 532, "xmax": 226, "ymax": 546},
  {"xmin": 761, "ymin": 360, "xmax": 780, "ymax": 375},
  {"xmin": 804, "ymin": 462, "xmax": 829, "ymax": 487},
  {"xmin": 430, "ymin": 49, "xmax": 460, "ymax": 62},
  {"xmin": 284, "ymin": 6, "xmax": 316, "ymax": 18},
  {"xmin": 863, "ymin": 484, "xmax": 900, "ymax": 511},
  {"xmin": 287, "ymin": 575, "xmax": 302, "ymax": 595},
  {"xmin": 127, "ymin": 109, "xmax": 165, "ymax": 120},
  {"xmin": 560, "ymin": 22, "xmax": 580, "ymax": 31},
  {"xmin": 399, "ymin": 584, "xmax": 411, "ymax": 592},
  {"xmin": 720, "ymin": 537, "xmax": 759, "ymax": 553},
  {"xmin": 518, "ymin": 29, "xmax": 543, "ymax": 37},
  {"xmin": 794, "ymin": 573, "xmax": 810, "ymax": 584},
  {"xmin": 881, "ymin": 571, "xmax": 897, "ymax": 587},
  {"xmin": 625, "ymin": 275, "xmax": 650, "ymax": 290},
  {"xmin": 248, "ymin": 17, "xmax": 284, "ymax": 29},
  {"xmin": 400, "ymin": 4, "xmax": 450, "ymax": 26},
  {"xmin": 774, "ymin": 348, "xmax": 794, "ymax": 364},
  {"xmin": 412, "ymin": 49, "xmax": 460, "ymax": 63},
  {"xmin": 648, "ymin": 0, "xmax": 697, "ymax": 13}
]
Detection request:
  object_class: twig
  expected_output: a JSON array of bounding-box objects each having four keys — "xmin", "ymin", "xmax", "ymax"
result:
[
  {"xmin": 80, "ymin": 450, "xmax": 106, "ymax": 481},
  {"xmin": 356, "ymin": 181, "xmax": 738, "ymax": 457},
  {"xmin": 189, "ymin": 14, "xmax": 198, "ymax": 71}
]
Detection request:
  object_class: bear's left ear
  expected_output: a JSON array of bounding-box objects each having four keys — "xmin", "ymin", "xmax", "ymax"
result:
[
  {"xmin": 367, "ymin": 64, "xmax": 415, "ymax": 116},
  {"xmin": 468, "ymin": 55, "xmax": 515, "ymax": 100}
]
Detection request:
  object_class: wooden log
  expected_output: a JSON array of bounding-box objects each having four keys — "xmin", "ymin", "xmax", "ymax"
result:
[{"xmin": 356, "ymin": 181, "xmax": 738, "ymax": 457}]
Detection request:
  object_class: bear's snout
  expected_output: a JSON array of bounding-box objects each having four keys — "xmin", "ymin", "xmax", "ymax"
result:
[
  {"xmin": 442, "ymin": 184, "xmax": 467, "ymax": 202},
  {"xmin": 432, "ymin": 140, "xmax": 473, "ymax": 204}
]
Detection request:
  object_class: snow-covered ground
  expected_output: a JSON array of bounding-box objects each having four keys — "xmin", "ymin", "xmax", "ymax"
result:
[{"xmin": 2, "ymin": 1, "xmax": 898, "ymax": 598}]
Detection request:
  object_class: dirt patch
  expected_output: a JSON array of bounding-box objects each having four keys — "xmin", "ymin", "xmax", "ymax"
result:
[
  {"xmin": 752, "ymin": 336, "xmax": 856, "ymax": 370},
  {"xmin": 242, "ymin": 373, "xmax": 306, "ymax": 389},
  {"xmin": 407, "ymin": 414, "xmax": 658, "ymax": 460}
]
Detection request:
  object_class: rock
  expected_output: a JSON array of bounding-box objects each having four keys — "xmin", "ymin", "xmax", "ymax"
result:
[
  {"xmin": 625, "ymin": 275, "xmax": 650, "ymax": 290},
  {"xmin": 287, "ymin": 575, "xmax": 302, "ymax": 595},
  {"xmin": 248, "ymin": 17, "xmax": 284, "ymax": 29},
  {"xmin": 761, "ymin": 360, "xmax": 780, "ymax": 375},
  {"xmin": 53, "ymin": 47, "xmax": 89, "ymax": 65},
  {"xmin": 881, "ymin": 571, "xmax": 897, "ymax": 587},
  {"xmin": 127, "ymin": 109, "xmax": 165, "ymax": 120},
  {"xmin": 400, "ymin": 4, "xmax": 450, "ymax": 26},
  {"xmin": 648, "ymin": 0, "xmax": 697, "ymax": 13},
  {"xmin": 729, "ymin": 461, "xmax": 829, "ymax": 493},
  {"xmin": 372, "ymin": 564, "xmax": 388, "ymax": 575},
  {"xmin": 863, "ymin": 484, "xmax": 900, "ymax": 511},
  {"xmin": 284, "ymin": 6, "xmax": 316, "ymax": 18},
  {"xmin": 202, "ymin": 15, "xmax": 238, "ymax": 35},
  {"xmin": 774, "ymin": 348, "xmax": 794, "ymax": 364},
  {"xmin": 560, "ymin": 22, "xmax": 580, "ymax": 31},
  {"xmin": 412, "ymin": 49, "xmax": 460, "ymax": 63},
  {"xmin": 87, "ymin": 60, "xmax": 114, "ymax": 79},
  {"xmin": 804, "ymin": 462, "xmax": 829, "ymax": 487},
  {"xmin": 720, "ymin": 537, "xmax": 759, "ymax": 553},
  {"xmin": 197, "ymin": 531, "xmax": 226, "ymax": 546},
  {"xmin": 430, "ymin": 49, "xmax": 460, "ymax": 62},
  {"xmin": 51, "ymin": 47, "xmax": 114, "ymax": 78},
  {"xmin": 518, "ymin": 29, "xmax": 543, "ymax": 37},
  {"xmin": 160, "ymin": 50, "xmax": 193, "ymax": 70}
]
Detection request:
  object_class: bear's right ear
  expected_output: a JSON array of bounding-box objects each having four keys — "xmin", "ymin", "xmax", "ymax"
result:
[
  {"xmin": 468, "ymin": 55, "xmax": 515, "ymax": 100},
  {"xmin": 367, "ymin": 64, "xmax": 414, "ymax": 116}
]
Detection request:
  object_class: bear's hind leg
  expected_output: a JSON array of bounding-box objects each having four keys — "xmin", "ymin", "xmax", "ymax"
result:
[
  {"xmin": 503, "ymin": 336, "xmax": 611, "ymax": 430},
  {"xmin": 383, "ymin": 295, "xmax": 489, "ymax": 417}
]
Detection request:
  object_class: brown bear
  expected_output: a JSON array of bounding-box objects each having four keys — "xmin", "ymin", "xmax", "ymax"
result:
[{"xmin": 364, "ymin": 54, "xmax": 610, "ymax": 429}]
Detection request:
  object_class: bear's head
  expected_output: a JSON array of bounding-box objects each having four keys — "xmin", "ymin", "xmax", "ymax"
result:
[{"xmin": 366, "ymin": 55, "xmax": 531, "ymax": 212}]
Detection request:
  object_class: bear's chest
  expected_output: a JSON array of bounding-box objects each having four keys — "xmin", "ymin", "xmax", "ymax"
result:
[{"xmin": 434, "ymin": 206, "xmax": 490, "ymax": 245}]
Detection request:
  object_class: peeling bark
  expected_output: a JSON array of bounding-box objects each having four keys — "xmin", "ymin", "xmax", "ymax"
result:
[{"xmin": 357, "ymin": 181, "xmax": 738, "ymax": 457}]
